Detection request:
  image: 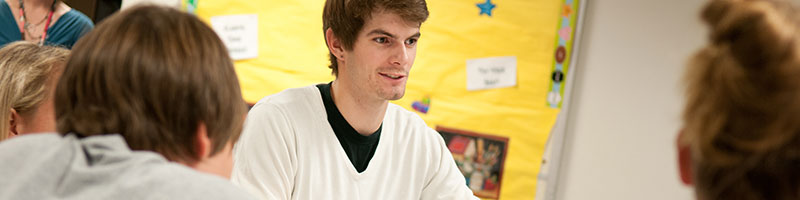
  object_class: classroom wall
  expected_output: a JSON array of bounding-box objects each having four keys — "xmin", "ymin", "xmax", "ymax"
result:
[
  {"xmin": 553, "ymin": 0, "xmax": 704, "ymax": 199},
  {"xmin": 120, "ymin": 0, "xmax": 180, "ymax": 9}
]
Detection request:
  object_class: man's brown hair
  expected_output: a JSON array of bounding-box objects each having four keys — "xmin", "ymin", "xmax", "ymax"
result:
[
  {"xmin": 681, "ymin": 0, "xmax": 800, "ymax": 199},
  {"xmin": 322, "ymin": 0, "xmax": 429, "ymax": 76},
  {"xmin": 55, "ymin": 5, "xmax": 247, "ymax": 163}
]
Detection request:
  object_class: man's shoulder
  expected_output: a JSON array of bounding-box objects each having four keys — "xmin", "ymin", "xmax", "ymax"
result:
[
  {"xmin": 386, "ymin": 103, "xmax": 428, "ymax": 127},
  {"xmin": 0, "ymin": 133, "xmax": 63, "ymax": 146},
  {"xmin": 243, "ymin": 85, "xmax": 324, "ymax": 137},
  {"xmin": 0, "ymin": 134, "xmax": 256, "ymax": 199},
  {"xmin": 249, "ymin": 85, "xmax": 323, "ymax": 118},
  {"xmin": 253, "ymin": 85, "xmax": 319, "ymax": 109},
  {"xmin": 0, "ymin": 133, "xmax": 67, "ymax": 157},
  {"xmin": 0, "ymin": 134, "xmax": 71, "ymax": 180},
  {"xmin": 385, "ymin": 103, "xmax": 442, "ymax": 141},
  {"xmin": 129, "ymin": 164, "xmax": 256, "ymax": 199}
]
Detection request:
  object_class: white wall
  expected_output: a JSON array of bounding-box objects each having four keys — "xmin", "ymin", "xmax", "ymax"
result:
[
  {"xmin": 121, "ymin": 0, "xmax": 181, "ymax": 10},
  {"xmin": 553, "ymin": 0, "xmax": 705, "ymax": 199}
]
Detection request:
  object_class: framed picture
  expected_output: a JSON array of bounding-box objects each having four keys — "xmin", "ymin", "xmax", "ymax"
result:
[{"xmin": 437, "ymin": 126, "xmax": 509, "ymax": 199}]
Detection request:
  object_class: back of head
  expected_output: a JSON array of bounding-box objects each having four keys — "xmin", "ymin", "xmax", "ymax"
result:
[
  {"xmin": 322, "ymin": 0, "xmax": 428, "ymax": 76},
  {"xmin": 55, "ymin": 5, "xmax": 247, "ymax": 163},
  {"xmin": 0, "ymin": 41, "xmax": 69, "ymax": 141},
  {"xmin": 682, "ymin": 0, "xmax": 800, "ymax": 199}
]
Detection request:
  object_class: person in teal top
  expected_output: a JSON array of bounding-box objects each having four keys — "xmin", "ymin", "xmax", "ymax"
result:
[{"xmin": 0, "ymin": 0, "xmax": 93, "ymax": 49}]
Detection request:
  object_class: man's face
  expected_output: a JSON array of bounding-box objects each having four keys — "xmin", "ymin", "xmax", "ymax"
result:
[{"xmin": 341, "ymin": 11, "xmax": 420, "ymax": 101}]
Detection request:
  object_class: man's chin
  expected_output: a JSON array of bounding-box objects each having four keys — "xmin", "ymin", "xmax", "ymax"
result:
[{"xmin": 386, "ymin": 91, "xmax": 405, "ymax": 101}]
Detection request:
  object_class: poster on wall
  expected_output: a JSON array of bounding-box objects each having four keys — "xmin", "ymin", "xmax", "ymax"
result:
[{"xmin": 438, "ymin": 127, "xmax": 509, "ymax": 199}]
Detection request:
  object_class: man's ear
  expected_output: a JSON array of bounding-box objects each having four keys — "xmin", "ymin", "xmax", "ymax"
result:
[
  {"xmin": 677, "ymin": 129, "xmax": 693, "ymax": 185},
  {"xmin": 188, "ymin": 122, "xmax": 235, "ymax": 179},
  {"xmin": 193, "ymin": 122, "xmax": 211, "ymax": 162},
  {"xmin": 325, "ymin": 28, "xmax": 345, "ymax": 60},
  {"xmin": 8, "ymin": 108, "xmax": 20, "ymax": 138}
]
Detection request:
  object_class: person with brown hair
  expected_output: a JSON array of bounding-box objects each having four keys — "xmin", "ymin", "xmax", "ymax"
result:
[
  {"xmin": 231, "ymin": 0, "xmax": 477, "ymax": 199},
  {"xmin": 0, "ymin": 41, "xmax": 67, "ymax": 141},
  {"xmin": 677, "ymin": 0, "xmax": 800, "ymax": 199},
  {"xmin": 0, "ymin": 5, "xmax": 255, "ymax": 199}
]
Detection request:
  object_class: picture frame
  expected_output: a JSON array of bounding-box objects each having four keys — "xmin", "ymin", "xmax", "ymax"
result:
[{"xmin": 437, "ymin": 126, "xmax": 510, "ymax": 199}]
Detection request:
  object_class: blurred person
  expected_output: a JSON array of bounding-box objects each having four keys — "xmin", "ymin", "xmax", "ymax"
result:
[
  {"xmin": 0, "ymin": 0, "xmax": 93, "ymax": 48},
  {"xmin": 0, "ymin": 41, "xmax": 67, "ymax": 141},
  {"xmin": 677, "ymin": 0, "xmax": 800, "ymax": 199},
  {"xmin": 0, "ymin": 5, "xmax": 254, "ymax": 200}
]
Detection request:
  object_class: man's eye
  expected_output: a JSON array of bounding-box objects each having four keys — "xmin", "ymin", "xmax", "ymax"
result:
[
  {"xmin": 405, "ymin": 38, "xmax": 418, "ymax": 45},
  {"xmin": 373, "ymin": 37, "xmax": 388, "ymax": 44}
]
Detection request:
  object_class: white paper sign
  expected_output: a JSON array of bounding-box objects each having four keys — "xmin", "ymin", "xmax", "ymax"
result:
[
  {"xmin": 466, "ymin": 56, "xmax": 517, "ymax": 91},
  {"xmin": 210, "ymin": 14, "xmax": 259, "ymax": 60}
]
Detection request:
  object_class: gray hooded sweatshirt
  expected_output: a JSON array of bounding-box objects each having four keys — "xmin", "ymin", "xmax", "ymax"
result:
[{"xmin": 0, "ymin": 133, "xmax": 256, "ymax": 200}]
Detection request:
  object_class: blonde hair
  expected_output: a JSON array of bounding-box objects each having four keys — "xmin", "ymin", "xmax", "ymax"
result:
[
  {"xmin": 682, "ymin": 0, "xmax": 800, "ymax": 199},
  {"xmin": 0, "ymin": 41, "xmax": 69, "ymax": 141}
]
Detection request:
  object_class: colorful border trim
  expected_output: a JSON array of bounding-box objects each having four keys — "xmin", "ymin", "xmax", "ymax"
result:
[
  {"xmin": 183, "ymin": 0, "xmax": 198, "ymax": 14},
  {"xmin": 546, "ymin": 0, "xmax": 579, "ymax": 108}
]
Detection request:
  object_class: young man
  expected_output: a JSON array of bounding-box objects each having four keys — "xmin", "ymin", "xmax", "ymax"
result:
[
  {"xmin": 231, "ymin": 0, "xmax": 477, "ymax": 199},
  {"xmin": 0, "ymin": 5, "xmax": 255, "ymax": 199}
]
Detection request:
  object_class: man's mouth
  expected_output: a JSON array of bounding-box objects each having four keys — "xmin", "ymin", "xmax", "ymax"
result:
[{"xmin": 379, "ymin": 72, "xmax": 405, "ymax": 79}]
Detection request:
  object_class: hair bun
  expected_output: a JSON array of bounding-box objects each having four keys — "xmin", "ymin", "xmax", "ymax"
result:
[{"xmin": 701, "ymin": 0, "xmax": 798, "ymax": 68}]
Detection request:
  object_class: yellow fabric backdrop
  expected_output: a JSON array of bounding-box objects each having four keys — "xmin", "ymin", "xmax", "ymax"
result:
[{"xmin": 197, "ymin": 0, "xmax": 569, "ymax": 199}]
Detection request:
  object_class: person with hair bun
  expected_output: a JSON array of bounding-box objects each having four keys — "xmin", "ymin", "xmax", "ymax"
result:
[{"xmin": 677, "ymin": 0, "xmax": 800, "ymax": 199}]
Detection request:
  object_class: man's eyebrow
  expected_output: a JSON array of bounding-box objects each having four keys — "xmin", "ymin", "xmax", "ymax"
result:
[
  {"xmin": 367, "ymin": 29, "xmax": 395, "ymax": 38},
  {"xmin": 367, "ymin": 29, "xmax": 422, "ymax": 39}
]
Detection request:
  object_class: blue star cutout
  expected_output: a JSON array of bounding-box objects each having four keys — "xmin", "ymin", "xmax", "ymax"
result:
[{"xmin": 477, "ymin": 0, "xmax": 496, "ymax": 17}]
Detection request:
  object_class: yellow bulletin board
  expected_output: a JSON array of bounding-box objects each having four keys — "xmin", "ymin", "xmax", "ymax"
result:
[{"xmin": 196, "ymin": 0, "xmax": 580, "ymax": 199}]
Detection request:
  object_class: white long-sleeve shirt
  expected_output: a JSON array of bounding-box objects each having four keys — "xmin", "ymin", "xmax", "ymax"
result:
[{"xmin": 232, "ymin": 85, "xmax": 477, "ymax": 200}]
